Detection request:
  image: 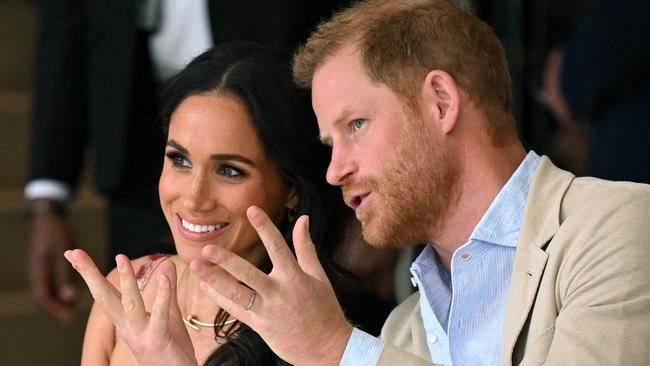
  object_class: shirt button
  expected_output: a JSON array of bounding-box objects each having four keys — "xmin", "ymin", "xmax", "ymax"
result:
[
  {"xmin": 427, "ymin": 334, "xmax": 438, "ymax": 344},
  {"xmin": 410, "ymin": 276, "xmax": 418, "ymax": 288},
  {"xmin": 460, "ymin": 252, "xmax": 471, "ymax": 261}
]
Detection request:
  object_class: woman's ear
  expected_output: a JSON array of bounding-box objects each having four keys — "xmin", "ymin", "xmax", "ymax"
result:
[
  {"xmin": 285, "ymin": 187, "xmax": 299, "ymax": 210},
  {"xmin": 421, "ymin": 70, "xmax": 460, "ymax": 135}
]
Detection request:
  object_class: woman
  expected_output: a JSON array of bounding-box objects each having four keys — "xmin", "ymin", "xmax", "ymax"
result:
[{"xmin": 64, "ymin": 43, "xmax": 352, "ymax": 365}]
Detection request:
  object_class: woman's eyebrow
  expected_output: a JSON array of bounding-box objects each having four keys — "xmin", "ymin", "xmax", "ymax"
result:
[
  {"xmin": 167, "ymin": 139, "xmax": 255, "ymax": 166},
  {"xmin": 210, "ymin": 153, "xmax": 255, "ymax": 167},
  {"xmin": 166, "ymin": 140, "xmax": 189, "ymax": 155}
]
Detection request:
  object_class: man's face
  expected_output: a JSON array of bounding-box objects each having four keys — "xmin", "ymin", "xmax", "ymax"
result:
[{"xmin": 312, "ymin": 46, "xmax": 460, "ymax": 248}]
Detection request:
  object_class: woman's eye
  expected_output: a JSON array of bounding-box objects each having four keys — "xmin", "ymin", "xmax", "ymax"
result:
[
  {"xmin": 166, "ymin": 151, "xmax": 191, "ymax": 168},
  {"xmin": 218, "ymin": 165, "xmax": 245, "ymax": 178},
  {"xmin": 352, "ymin": 119, "xmax": 366, "ymax": 130}
]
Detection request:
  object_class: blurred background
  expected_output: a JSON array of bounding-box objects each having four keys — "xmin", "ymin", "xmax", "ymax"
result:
[
  {"xmin": 0, "ymin": 1, "xmax": 105, "ymax": 365},
  {"xmin": 1, "ymin": 0, "xmax": 646, "ymax": 364}
]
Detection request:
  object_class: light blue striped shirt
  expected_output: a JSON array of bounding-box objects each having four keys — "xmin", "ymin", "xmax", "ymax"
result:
[{"xmin": 340, "ymin": 151, "xmax": 540, "ymax": 366}]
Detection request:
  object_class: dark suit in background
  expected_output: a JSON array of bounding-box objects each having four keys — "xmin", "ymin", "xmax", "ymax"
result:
[{"xmin": 559, "ymin": 0, "xmax": 650, "ymax": 182}]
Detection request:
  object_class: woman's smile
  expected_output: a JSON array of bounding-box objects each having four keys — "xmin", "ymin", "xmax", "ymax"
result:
[{"xmin": 176, "ymin": 214, "xmax": 229, "ymax": 241}]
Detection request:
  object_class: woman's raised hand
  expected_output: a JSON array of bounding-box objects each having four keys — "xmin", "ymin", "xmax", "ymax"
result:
[{"xmin": 64, "ymin": 249, "xmax": 197, "ymax": 366}]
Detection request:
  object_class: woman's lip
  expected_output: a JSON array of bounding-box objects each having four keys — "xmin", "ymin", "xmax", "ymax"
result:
[{"xmin": 175, "ymin": 215, "xmax": 228, "ymax": 242}]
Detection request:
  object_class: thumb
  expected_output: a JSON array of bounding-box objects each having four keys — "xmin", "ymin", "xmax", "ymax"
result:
[{"xmin": 293, "ymin": 215, "xmax": 328, "ymax": 283}]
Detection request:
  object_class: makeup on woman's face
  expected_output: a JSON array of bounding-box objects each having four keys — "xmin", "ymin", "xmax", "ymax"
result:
[{"xmin": 159, "ymin": 93, "xmax": 295, "ymax": 265}]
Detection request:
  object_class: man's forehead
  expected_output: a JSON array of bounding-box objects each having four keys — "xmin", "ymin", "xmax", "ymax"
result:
[
  {"xmin": 312, "ymin": 44, "xmax": 360, "ymax": 80},
  {"xmin": 312, "ymin": 48, "xmax": 367, "ymax": 110}
]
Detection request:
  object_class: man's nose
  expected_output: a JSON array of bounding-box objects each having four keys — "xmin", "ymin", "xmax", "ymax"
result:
[{"xmin": 326, "ymin": 145, "xmax": 355, "ymax": 186}]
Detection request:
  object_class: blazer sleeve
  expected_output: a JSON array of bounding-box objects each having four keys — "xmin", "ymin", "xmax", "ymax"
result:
[
  {"xmin": 560, "ymin": 0, "xmax": 650, "ymax": 120},
  {"xmin": 29, "ymin": 0, "xmax": 88, "ymax": 190},
  {"xmin": 542, "ymin": 185, "xmax": 650, "ymax": 365}
]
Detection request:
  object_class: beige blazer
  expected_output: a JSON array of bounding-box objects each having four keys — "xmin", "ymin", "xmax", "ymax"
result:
[{"xmin": 377, "ymin": 156, "xmax": 650, "ymax": 365}]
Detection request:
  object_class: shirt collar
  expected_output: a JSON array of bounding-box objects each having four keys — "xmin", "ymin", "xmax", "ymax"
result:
[
  {"xmin": 411, "ymin": 151, "xmax": 540, "ymax": 274},
  {"xmin": 469, "ymin": 151, "xmax": 540, "ymax": 248}
]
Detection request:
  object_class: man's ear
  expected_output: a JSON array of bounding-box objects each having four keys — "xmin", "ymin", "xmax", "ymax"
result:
[{"xmin": 421, "ymin": 70, "xmax": 460, "ymax": 135}]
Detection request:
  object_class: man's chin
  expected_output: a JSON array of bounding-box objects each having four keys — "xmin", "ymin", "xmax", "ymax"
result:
[{"xmin": 361, "ymin": 220, "xmax": 402, "ymax": 249}]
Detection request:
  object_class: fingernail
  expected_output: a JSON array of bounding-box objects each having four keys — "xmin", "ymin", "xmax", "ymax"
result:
[
  {"xmin": 305, "ymin": 216, "xmax": 310, "ymax": 232},
  {"xmin": 247, "ymin": 206, "xmax": 263, "ymax": 225}
]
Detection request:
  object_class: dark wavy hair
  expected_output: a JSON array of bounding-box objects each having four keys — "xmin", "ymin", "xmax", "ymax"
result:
[{"xmin": 158, "ymin": 42, "xmax": 351, "ymax": 365}]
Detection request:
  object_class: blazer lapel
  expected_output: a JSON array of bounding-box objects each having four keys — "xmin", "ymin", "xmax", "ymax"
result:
[
  {"xmin": 500, "ymin": 156, "xmax": 575, "ymax": 365},
  {"xmin": 410, "ymin": 304, "xmax": 430, "ymax": 359}
]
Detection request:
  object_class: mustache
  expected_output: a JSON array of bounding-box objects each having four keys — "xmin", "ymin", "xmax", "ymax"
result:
[{"xmin": 342, "ymin": 180, "xmax": 378, "ymax": 202}]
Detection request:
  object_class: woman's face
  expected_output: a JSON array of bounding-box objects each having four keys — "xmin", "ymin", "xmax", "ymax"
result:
[{"xmin": 159, "ymin": 93, "xmax": 296, "ymax": 265}]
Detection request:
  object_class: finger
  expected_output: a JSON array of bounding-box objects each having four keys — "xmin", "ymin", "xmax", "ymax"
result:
[
  {"xmin": 158, "ymin": 260, "xmax": 182, "ymax": 320},
  {"xmin": 64, "ymin": 249, "xmax": 124, "ymax": 325},
  {"xmin": 198, "ymin": 280, "xmax": 256, "ymax": 325},
  {"xmin": 246, "ymin": 206, "xmax": 299, "ymax": 272},
  {"xmin": 201, "ymin": 245, "xmax": 272, "ymax": 291},
  {"xmin": 36, "ymin": 286, "xmax": 74, "ymax": 323},
  {"xmin": 292, "ymin": 215, "xmax": 328, "ymax": 282},
  {"xmin": 191, "ymin": 258, "xmax": 262, "ymax": 309},
  {"xmin": 115, "ymin": 255, "xmax": 146, "ymax": 332},
  {"xmin": 149, "ymin": 274, "xmax": 171, "ymax": 336}
]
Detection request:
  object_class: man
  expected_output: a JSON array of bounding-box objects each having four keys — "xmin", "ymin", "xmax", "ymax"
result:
[
  {"xmin": 188, "ymin": 1, "xmax": 650, "ymax": 365},
  {"xmin": 27, "ymin": 0, "xmax": 349, "ymax": 323},
  {"xmin": 66, "ymin": 0, "xmax": 650, "ymax": 365}
]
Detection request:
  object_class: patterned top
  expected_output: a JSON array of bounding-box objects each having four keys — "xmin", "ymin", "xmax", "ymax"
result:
[{"xmin": 135, "ymin": 253, "xmax": 172, "ymax": 292}]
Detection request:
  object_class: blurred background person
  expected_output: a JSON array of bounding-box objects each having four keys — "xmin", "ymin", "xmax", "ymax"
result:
[{"xmin": 543, "ymin": 0, "xmax": 650, "ymax": 183}]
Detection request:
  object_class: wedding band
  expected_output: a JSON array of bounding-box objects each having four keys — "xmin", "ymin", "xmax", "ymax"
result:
[{"xmin": 244, "ymin": 290, "xmax": 256, "ymax": 311}]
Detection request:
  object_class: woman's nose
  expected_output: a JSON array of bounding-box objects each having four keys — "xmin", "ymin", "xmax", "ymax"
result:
[{"xmin": 183, "ymin": 174, "xmax": 216, "ymax": 212}]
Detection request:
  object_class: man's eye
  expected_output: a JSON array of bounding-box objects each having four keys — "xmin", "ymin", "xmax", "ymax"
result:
[{"xmin": 352, "ymin": 119, "xmax": 366, "ymax": 130}]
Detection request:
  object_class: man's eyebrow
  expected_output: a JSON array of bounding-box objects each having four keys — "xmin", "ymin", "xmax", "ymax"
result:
[
  {"xmin": 167, "ymin": 140, "xmax": 255, "ymax": 166},
  {"xmin": 318, "ymin": 132, "xmax": 332, "ymax": 146}
]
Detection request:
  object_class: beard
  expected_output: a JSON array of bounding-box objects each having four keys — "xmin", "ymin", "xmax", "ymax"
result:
[{"xmin": 345, "ymin": 113, "xmax": 461, "ymax": 248}]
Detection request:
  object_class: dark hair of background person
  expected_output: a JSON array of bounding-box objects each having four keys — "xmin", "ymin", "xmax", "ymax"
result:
[{"xmin": 158, "ymin": 42, "xmax": 359, "ymax": 366}]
